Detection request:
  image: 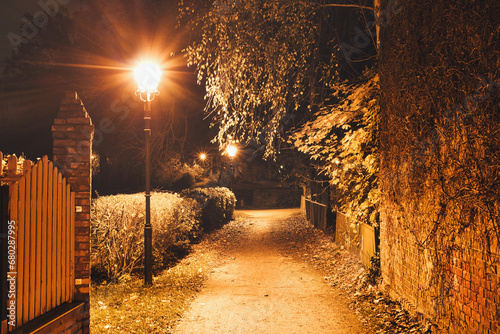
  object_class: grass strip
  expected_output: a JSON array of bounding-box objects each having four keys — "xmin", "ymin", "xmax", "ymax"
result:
[{"xmin": 90, "ymin": 249, "xmax": 214, "ymax": 333}]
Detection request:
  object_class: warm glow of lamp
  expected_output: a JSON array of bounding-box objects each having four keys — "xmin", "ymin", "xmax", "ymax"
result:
[
  {"xmin": 227, "ymin": 145, "xmax": 237, "ymax": 158},
  {"xmin": 200, "ymin": 153, "xmax": 207, "ymax": 161},
  {"xmin": 135, "ymin": 62, "xmax": 162, "ymax": 93}
]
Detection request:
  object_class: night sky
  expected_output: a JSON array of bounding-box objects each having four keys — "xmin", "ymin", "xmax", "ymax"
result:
[{"xmin": 0, "ymin": 1, "xmax": 83, "ymax": 61}]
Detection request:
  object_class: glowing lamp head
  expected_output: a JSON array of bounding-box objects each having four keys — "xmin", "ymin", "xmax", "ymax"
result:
[
  {"xmin": 200, "ymin": 153, "xmax": 207, "ymax": 161},
  {"xmin": 135, "ymin": 62, "xmax": 162, "ymax": 93},
  {"xmin": 227, "ymin": 145, "xmax": 237, "ymax": 158}
]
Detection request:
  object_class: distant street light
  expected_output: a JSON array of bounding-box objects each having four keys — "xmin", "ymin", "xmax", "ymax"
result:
[
  {"xmin": 226, "ymin": 144, "xmax": 237, "ymax": 190},
  {"xmin": 135, "ymin": 61, "xmax": 161, "ymax": 286},
  {"xmin": 227, "ymin": 144, "xmax": 237, "ymax": 158},
  {"xmin": 199, "ymin": 152, "xmax": 212, "ymax": 177}
]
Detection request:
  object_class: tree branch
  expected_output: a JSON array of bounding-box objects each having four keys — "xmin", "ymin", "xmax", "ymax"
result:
[{"xmin": 323, "ymin": 3, "xmax": 374, "ymax": 11}]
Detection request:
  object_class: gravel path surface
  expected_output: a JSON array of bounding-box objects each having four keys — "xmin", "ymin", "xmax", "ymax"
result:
[{"xmin": 174, "ymin": 209, "xmax": 371, "ymax": 334}]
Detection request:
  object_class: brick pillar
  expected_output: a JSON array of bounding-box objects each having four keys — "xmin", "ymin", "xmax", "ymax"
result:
[{"xmin": 51, "ymin": 91, "xmax": 93, "ymax": 331}]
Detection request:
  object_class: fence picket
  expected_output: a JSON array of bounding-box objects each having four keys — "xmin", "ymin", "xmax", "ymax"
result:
[
  {"xmin": 41, "ymin": 157, "xmax": 48, "ymax": 315},
  {"xmin": 8, "ymin": 178, "xmax": 18, "ymax": 333},
  {"xmin": 22, "ymin": 168, "xmax": 31, "ymax": 325},
  {"xmin": 29, "ymin": 163, "xmax": 37, "ymax": 320},
  {"xmin": 7, "ymin": 155, "xmax": 17, "ymax": 177},
  {"xmin": 305, "ymin": 199, "xmax": 327, "ymax": 231},
  {"xmin": 61, "ymin": 178, "xmax": 67, "ymax": 303},
  {"xmin": 56, "ymin": 172, "xmax": 63, "ymax": 305},
  {"xmin": 22, "ymin": 160, "xmax": 32, "ymax": 175},
  {"xmin": 35, "ymin": 162, "xmax": 43, "ymax": 318},
  {"xmin": 51, "ymin": 167, "xmax": 58, "ymax": 309},
  {"xmin": 47, "ymin": 162, "xmax": 53, "ymax": 311},
  {"xmin": 64, "ymin": 182, "xmax": 71, "ymax": 304},
  {"xmin": 69, "ymin": 192, "xmax": 75, "ymax": 300},
  {"xmin": 64, "ymin": 184, "xmax": 71, "ymax": 300},
  {"xmin": 17, "ymin": 176, "xmax": 25, "ymax": 327},
  {"xmin": 360, "ymin": 223, "xmax": 376, "ymax": 267}
]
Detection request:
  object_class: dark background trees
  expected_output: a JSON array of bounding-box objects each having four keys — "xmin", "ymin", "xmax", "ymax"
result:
[
  {"xmin": 1, "ymin": 0, "xmax": 380, "ymax": 203},
  {"xmin": 0, "ymin": 0, "xmax": 214, "ymax": 195}
]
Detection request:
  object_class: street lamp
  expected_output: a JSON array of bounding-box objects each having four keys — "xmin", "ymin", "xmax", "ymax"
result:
[
  {"xmin": 199, "ymin": 152, "xmax": 213, "ymax": 177},
  {"xmin": 226, "ymin": 145, "xmax": 237, "ymax": 190},
  {"xmin": 227, "ymin": 145, "xmax": 237, "ymax": 158},
  {"xmin": 135, "ymin": 61, "xmax": 161, "ymax": 286}
]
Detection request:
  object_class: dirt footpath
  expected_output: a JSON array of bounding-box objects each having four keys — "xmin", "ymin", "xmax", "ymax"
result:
[{"xmin": 174, "ymin": 209, "xmax": 370, "ymax": 334}]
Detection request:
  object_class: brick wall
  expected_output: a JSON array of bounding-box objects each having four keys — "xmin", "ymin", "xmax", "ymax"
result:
[
  {"xmin": 11, "ymin": 303, "xmax": 87, "ymax": 334},
  {"xmin": 380, "ymin": 198, "xmax": 500, "ymax": 333},
  {"xmin": 51, "ymin": 91, "xmax": 94, "ymax": 334},
  {"xmin": 378, "ymin": 0, "xmax": 500, "ymax": 331}
]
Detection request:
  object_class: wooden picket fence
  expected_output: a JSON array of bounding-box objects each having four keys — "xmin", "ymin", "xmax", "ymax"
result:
[
  {"xmin": 360, "ymin": 223, "xmax": 376, "ymax": 267},
  {"xmin": 305, "ymin": 198, "xmax": 327, "ymax": 231},
  {"xmin": 0, "ymin": 152, "xmax": 75, "ymax": 331}
]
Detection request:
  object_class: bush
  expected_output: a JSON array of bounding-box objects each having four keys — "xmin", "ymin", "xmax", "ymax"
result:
[
  {"xmin": 91, "ymin": 192, "xmax": 201, "ymax": 281},
  {"xmin": 172, "ymin": 173, "xmax": 195, "ymax": 192},
  {"xmin": 181, "ymin": 187, "xmax": 236, "ymax": 231}
]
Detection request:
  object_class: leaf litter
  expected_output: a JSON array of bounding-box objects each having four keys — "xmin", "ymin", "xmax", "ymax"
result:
[{"xmin": 273, "ymin": 213, "xmax": 434, "ymax": 333}]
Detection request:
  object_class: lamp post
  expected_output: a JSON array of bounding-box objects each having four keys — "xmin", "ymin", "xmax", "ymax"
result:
[
  {"xmin": 135, "ymin": 62, "xmax": 161, "ymax": 286},
  {"xmin": 199, "ymin": 153, "xmax": 209, "ymax": 177},
  {"xmin": 227, "ymin": 145, "xmax": 237, "ymax": 159},
  {"xmin": 227, "ymin": 145, "xmax": 237, "ymax": 190}
]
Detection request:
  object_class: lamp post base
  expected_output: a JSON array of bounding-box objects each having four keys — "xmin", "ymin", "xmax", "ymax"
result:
[{"xmin": 144, "ymin": 225, "xmax": 153, "ymax": 285}]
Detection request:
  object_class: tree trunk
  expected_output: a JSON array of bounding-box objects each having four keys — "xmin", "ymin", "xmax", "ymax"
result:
[{"xmin": 374, "ymin": 0, "xmax": 381, "ymax": 51}]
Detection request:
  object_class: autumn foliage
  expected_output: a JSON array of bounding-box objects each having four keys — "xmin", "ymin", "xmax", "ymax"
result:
[{"xmin": 291, "ymin": 69, "xmax": 380, "ymax": 227}]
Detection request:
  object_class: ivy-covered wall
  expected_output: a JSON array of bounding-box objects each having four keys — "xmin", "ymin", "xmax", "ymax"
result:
[{"xmin": 378, "ymin": 0, "xmax": 500, "ymax": 332}]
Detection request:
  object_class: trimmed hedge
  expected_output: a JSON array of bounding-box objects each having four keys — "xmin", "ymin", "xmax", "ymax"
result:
[
  {"xmin": 181, "ymin": 187, "xmax": 236, "ymax": 231},
  {"xmin": 91, "ymin": 192, "xmax": 200, "ymax": 281}
]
